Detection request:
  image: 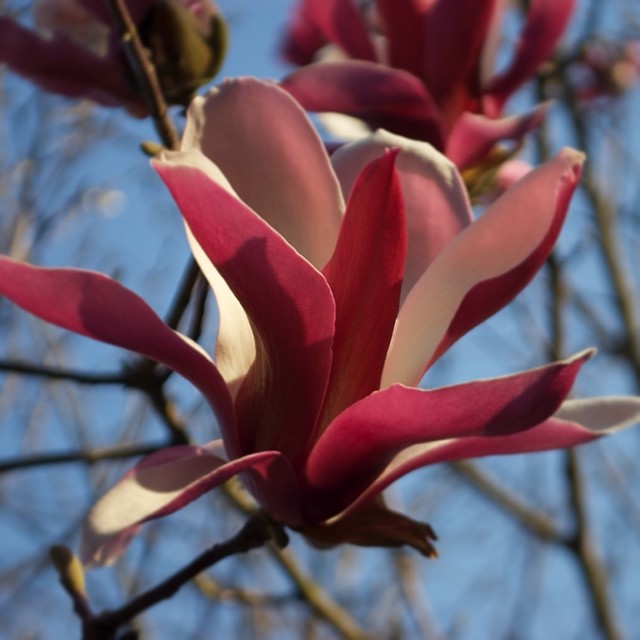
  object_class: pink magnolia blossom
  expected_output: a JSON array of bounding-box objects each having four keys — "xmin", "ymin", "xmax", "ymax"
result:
[
  {"xmin": 1, "ymin": 79, "xmax": 639, "ymax": 566},
  {"xmin": 0, "ymin": 0, "xmax": 222, "ymax": 113},
  {"xmin": 280, "ymin": 0, "xmax": 574, "ymax": 169}
]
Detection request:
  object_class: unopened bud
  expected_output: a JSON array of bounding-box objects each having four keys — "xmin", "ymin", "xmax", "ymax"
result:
[
  {"xmin": 139, "ymin": 0, "xmax": 228, "ymax": 105},
  {"xmin": 49, "ymin": 545, "xmax": 87, "ymax": 599}
]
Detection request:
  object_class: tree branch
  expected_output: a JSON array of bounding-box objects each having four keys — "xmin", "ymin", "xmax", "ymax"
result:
[
  {"xmin": 79, "ymin": 514, "xmax": 286, "ymax": 640},
  {"xmin": 0, "ymin": 442, "xmax": 164, "ymax": 473},
  {"xmin": 103, "ymin": 0, "xmax": 180, "ymax": 149}
]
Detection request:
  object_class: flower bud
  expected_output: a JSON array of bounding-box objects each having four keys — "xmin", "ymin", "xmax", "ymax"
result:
[
  {"xmin": 49, "ymin": 545, "xmax": 87, "ymax": 600},
  {"xmin": 139, "ymin": 0, "xmax": 228, "ymax": 105}
]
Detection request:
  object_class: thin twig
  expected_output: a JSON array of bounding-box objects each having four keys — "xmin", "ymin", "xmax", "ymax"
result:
[
  {"xmin": 0, "ymin": 442, "xmax": 164, "ymax": 473},
  {"xmin": 81, "ymin": 514, "xmax": 286, "ymax": 640},
  {"xmin": 565, "ymin": 451, "xmax": 623, "ymax": 640},
  {"xmin": 192, "ymin": 574, "xmax": 296, "ymax": 607},
  {"xmin": 0, "ymin": 359, "xmax": 125, "ymax": 385},
  {"xmin": 451, "ymin": 461, "xmax": 563, "ymax": 542},
  {"xmin": 103, "ymin": 0, "xmax": 180, "ymax": 149},
  {"xmin": 535, "ymin": 65, "xmax": 626, "ymax": 638},
  {"xmin": 163, "ymin": 257, "xmax": 201, "ymax": 330}
]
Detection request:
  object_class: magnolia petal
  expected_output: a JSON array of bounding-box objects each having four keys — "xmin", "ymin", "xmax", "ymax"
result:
[
  {"xmin": 331, "ymin": 129, "xmax": 472, "ymax": 302},
  {"xmin": 281, "ymin": 1, "xmax": 329, "ymax": 65},
  {"xmin": 186, "ymin": 229, "xmax": 256, "ymax": 401},
  {"xmin": 0, "ymin": 18, "xmax": 138, "ymax": 110},
  {"xmin": 34, "ymin": 0, "xmax": 110, "ymax": 55},
  {"xmin": 304, "ymin": 351, "xmax": 590, "ymax": 520},
  {"xmin": 319, "ymin": 150, "xmax": 405, "ymax": 429},
  {"xmin": 153, "ymin": 151, "xmax": 335, "ymax": 464},
  {"xmin": 299, "ymin": 498, "xmax": 437, "ymax": 557},
  {"xmin": 375, "ymin": 0, "xmax": 426, "ymax": 78},
  {"xmin": 281, "ymin": 61, "xmax": 446, "ymax": 148},
  {"xmin": 382, "ymin": 148, "xmax": 584, "ymax": 387},
  {"xmin": 77, "ymin": 0, "xmax": 155, "ymax": 25},
  {"xmin": 485, "ymin": 0, "xmax": 575, "ymax": 116},
  {"xmin": 283, "ymin": 0, "xmax": 376, "ymax": 62},
  {"xmin": 446, "ymin": 106, "xmax": 547, "ymax": 170},
  {"xmin": 182, "ymin": 78, "xmax": 344, "ymax": 269},
  {"xmin": 0, "ymin": 256, "xmax": 236, "ymax": 440},
  {"xmin": 346, "ymin": 394, "xmax": 640, "ymax": 516},
  {"xmin": 421, "ymin": 0, "xmax": 498, "ymax": 121},
  {"xmin": 81, "ymin": 443, "xmax": 290, "ymax": 566}
]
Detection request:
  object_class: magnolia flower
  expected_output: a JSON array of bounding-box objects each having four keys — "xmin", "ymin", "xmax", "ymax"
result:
[
  {"xmin": 2, "ymin": 79, "xmax": 639, "ymax": 566},
  {"xmin": 280, "ymin": 0, "xmax": 574, "ymax": 169},
  {"xmin": 0, "ymin": 0, "xmax": 225, "ymax": 112}
]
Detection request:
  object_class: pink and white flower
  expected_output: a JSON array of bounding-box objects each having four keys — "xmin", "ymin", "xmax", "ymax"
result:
[
  {"xmin": 1, "ymin": 79, "xmax": 638, "ymax": 565},
  {"xmin": 280, "ymin": 0, "xmax": 574, "ymax": 168}
]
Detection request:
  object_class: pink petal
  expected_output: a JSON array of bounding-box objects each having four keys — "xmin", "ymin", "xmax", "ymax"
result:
[
  {"xmin": 445, "ymin": 105, "xmax": 547, "ymax": 169},
  {"xmin": 186, "ymin": 231, "xmax": 256, "ymax": 400},
  {"xmin": 281, "ymin": 61, "xmax": 446, "ymax": 148},
  {"xmin": 82, "ymin": 442, "xmax": 294, "ymax": 566},
  {"xmin": 281, "ymin": 2, "xmax": 331, "ymax": 65},
  {"xmin": 318, "ymin": 150, "xmax": 405, "ymax": 430},
  {"xmin": 303, "ymin": 351, "xmax": 590, "ymax": 520},
  {"xmin": 375, "ymin": 0, "xmax": 426, "ymax": 78},
  {"xmin": 153, "ymin": 151, "xmax": 335, "ymax": 465},
  {"xmin": 382, "ymin": 148, "xmax": 584, "ymax": 387},
  {"xmin": 0, "ymin": 257, "xmax": 237, "ymax": 446},
  {"xmin": 282, "ymin": 0, "xmax": 376, "ymax": 62},
  {"xmin": 0, "ymin": 18, "xmax": 140, "ymax": 111},
  {"xmin": 483, "ymin": 159, "xmax": 534, "ymax": 202},
  {"xmin": 182, "ymin": 79, "xmax": 344, "ymax": 269},
  {"xmin": 331, "ymin": 130, "xmax": 472, "ymax": 302},
  {"xmin": 485, "ymin": 0, "xmax": 575, "ymax": 116},
  {"xmin": 421, "ymin": 0, "xmax": 498, "ymax": 123},
  {"xmin": 348, "ymin": 394, "xmax": 640, "ymax": 516}
]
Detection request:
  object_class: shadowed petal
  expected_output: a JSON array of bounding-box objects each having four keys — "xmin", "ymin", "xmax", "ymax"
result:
[
  {"xmin": 282, "ymin": 0, "xmax": 376, "ymax": 62},
  {"xmin": 82, "ymin": 442, "xmax": 294, "ymax": 566},
  {"xmin": 318, "ymin": 150, "xmax": 405, "ymax": 429},
  {"xmin": 421, "ymin": 0, "xmax": 498, "ymax": 122},
  {"xmin": 0, "ymin": 257, "xmax": 236, "ymax": 442},
  {"xmin": 0, "ymin": 18, "xmax": 139, "ymax": 110},
  {"xmin": 182, "ymin": 79, "xmax": 344, "ymax": 268},
  {"xmin": 186, "ymin": 230, "xmax": 256, "ymax": 400},
  {"xmin": 77, "ymin": 0, "xmax": 155, "ymax": 25},
  {"xmin": 299, "ymin": 498, "xmax": 437, "ymax": 557},
  {"xmin": 331, "ymin": 129, "xmax": 472, "ymax": 302},
  {"xmin": 375, "ymin": 0, "xmax": 426, "ymax": 78},
  {"xmin": 282, "ymin": 1, "xmax": 329, "ymax": 65},
  {"xmin": 485, "ymin": 0, "xmax": 575, "ymax": 115},
  {"xmin": 304, "ymin": 351, "xmax": 590, "ymax": 520},
  {"xmin": 347, "ymin": 394, "xmax": 640, "ymax": 516},
  {"xmin": 153, "ymin": 151, "xmax": 335, "ymax": 464},
  {"xmin": 281, "ymin": 61, "xmax": 446, "ymax": 148},
  {"xmin": 382, "ymin": 148, "xmax": 584, "ymax": 387}
]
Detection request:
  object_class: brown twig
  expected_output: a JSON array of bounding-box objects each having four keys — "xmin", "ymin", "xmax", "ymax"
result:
[
  {"xmin": 564, "ymin": 450, "xmax": 623, "ymax": 640},
  {"xmin": 0, "ymin": 442, "xmax": 164, "ymax": 473},
  {"xmin": 0, "ymin": 359, "xmax": 126, "ymax": 385},
  {"xmin": 79, "ymin": 513, "xmax": 286, "ymax": 640},
  {"xmin": 451, "ymin": 461, "xmax": 564, "ymax": 542},
  {"xmin": 534, "ymin": 63, "xmax": 626, "ymax": 638},
  {"xmin": 103, "ymin": 0, "xmax": 180, "ymax": 149},
  {"xmin": 222, "ymin": 481, "xmax": 368, "ymax": 640},
  {"xmin": 163, "ymin": 257, "xmax": 201, "ymax": 330}
]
